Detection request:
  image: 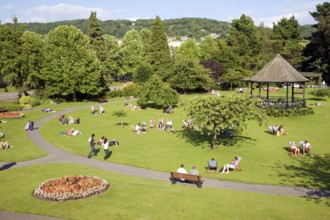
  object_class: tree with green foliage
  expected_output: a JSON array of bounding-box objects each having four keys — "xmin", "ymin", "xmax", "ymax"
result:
[
  {"xmin": 272, "ymin": 16, "xmax": 301, "ymax": 40},
  {"xmin": 177, "ymin": 39, "xmax": 199, "ymax": 59},
  {"xmin": 88, "ymin": 11, "xmax": 108, "ymax": 87},
  {"xmin": 168, "ymin": 56, "xmax": 212, "ymax": 93},
  {"xmin": 226, "ymin": 14, "xmax": 261, "ymax": 77},
  {"xmin": 103, "ymin": 34, "xmax": 123, "ymax": 82},
  {"xmin": 137, "ymin": 74, "xmax": 179, "ymax": 109},
  {"xmin": 221, "ymin": 68, "xmax": 244, "ymax": 90},
  {"xmin": 0, "ymin": 17, "xmax": 26, "ymax": 90},
  {"xmin": 198, "ymin": 35, "xmax": 220, "ymax": 61},
  {"xmin": 119, "ymin": 29, "xmax": 145, "ymax": 78},
  {"xmin": 139, "ymin": 28, "xmax": 152, "ymax": 62},
  {"xmin": 302, "ymin": 2, "xmax": 330, "ymax": 81},
  {"xmin": 134, "ymin": 62, "xmax": 153, "ymax": 84},
  {"xmin": 185, "ymin": 94, "xmax": 264, "ymax": 149},
  {"xmin": 88, "ymin": 11, "xmax": 107, "ymax": 63},
  {"xmin": 150, "ymin": 16, "xmax": 173, "ymax": 80},
  {"xmin": 257, "ymin": 23, "xmax": 277, "ymax": 67},
  {"xmin": 112, "ymin": 109, "xmax": 128, "ymax": 128},
  {"xmin": 41, "ymin": 25, "xmax": 102, "ymax": 101},
  {"xmin": 271, "ymin": 16, "xmax": 303, "ymax": 68},
  {"xmin": 20, "ymin": 31, "xmax": 44, "ymax": 89}
]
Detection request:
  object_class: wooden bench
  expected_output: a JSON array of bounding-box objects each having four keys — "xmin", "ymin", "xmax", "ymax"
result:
[{"xmin": 170, "ymin": 172, "xmax": 204, "ymax": 188}]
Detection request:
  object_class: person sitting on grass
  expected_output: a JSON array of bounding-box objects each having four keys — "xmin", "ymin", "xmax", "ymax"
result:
[
  {"xmin": 74, "ymin": 117, "xmax": 81, "ymax": 124},
  {"xmin": 68, "ymin": 116, "xmax": 75, "ymax": 124},
  {"xmin": 221, "ymin": 156, "xmax": 239, "ymax": 174}
]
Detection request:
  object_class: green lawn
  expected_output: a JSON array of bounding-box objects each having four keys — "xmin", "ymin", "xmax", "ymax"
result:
[
  {"xmin": 36, "ymin": 90, "xmax": 330, "ymax": 188},
  {"xmin": 0, "ymin": 163, "xmax": 329, "ymax": 220},
  {"xmin": 0, "ymin": 89, "xmax": 329, "ymax": 219}
]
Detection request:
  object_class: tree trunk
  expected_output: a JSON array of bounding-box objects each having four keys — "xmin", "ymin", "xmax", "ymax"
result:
[
  {"xmin": 212, "ymin": 130, "xmax": 217, "ymax": 149},
  {"xmin": 73, "ymin": 92, "xmax": 76, "ymax": 102}
]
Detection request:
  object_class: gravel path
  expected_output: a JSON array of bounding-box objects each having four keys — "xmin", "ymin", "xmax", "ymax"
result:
[{"xmin": 0, "ymin": 99, "xmax": 329, "ymax": 219}]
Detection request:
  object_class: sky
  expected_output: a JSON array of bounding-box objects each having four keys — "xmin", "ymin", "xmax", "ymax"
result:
[{"xmin": 0, "ymin": 0, "xmax": 326, "ymax": 27}]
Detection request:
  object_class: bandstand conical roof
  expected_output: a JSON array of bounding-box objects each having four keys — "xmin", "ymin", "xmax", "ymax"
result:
[{"xmin": 249, "ymin": 54, "xmax": 309, "ymax": 83}]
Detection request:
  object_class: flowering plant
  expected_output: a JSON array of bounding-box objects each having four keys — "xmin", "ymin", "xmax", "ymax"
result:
[
  {"xmin": 33, "ymin": 175, "xmax": 109, "ymax": 201},
  {"xmin": 0, "ymin": 112, "xmax": 24, "ymax": 118}
]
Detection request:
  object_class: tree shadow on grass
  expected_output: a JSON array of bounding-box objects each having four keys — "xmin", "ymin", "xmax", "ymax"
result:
[
  {"xmin": 115, "ymin": 122, "xmax": 129, "ymax": 128},
  {"xmin": 175, "ymin": 130, "xmax": 255, "ymax": 149},
  {"xmin": 274, "ymin": 153, "xmax": 330, "ymax": 205}
]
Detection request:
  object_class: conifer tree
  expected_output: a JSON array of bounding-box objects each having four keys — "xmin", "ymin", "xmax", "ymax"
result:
[{"xmin": 150, "ymin": 16, "xmax": 173, "ymax": 80}]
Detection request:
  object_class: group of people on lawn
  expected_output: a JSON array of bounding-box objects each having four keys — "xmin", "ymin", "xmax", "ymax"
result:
[
  {"xmin": 290, "ymin": 140, "xmax": 312, "ymax": 156},
  {"xmin": 269, "ymin": 124, "xmax": 287, "ymax": 136},
  {"xmin": 90, "ymin": 105, "xmax": 105, "ymax": 115},
  {"xmin": 134, "ymin": 117, "xmax": 174, "ymax": 133},
  {"xmin": 176, "ymin": 156, "xmax": 241, "ymax": 179},
  {"xmin": 58, "ymin": 114, "xmax": 80, "ymax": 125},
  {"xmin": 88, "ymin": 134, "xmax": 119, "ymax": 160},
  {"xmin": 269, "ymin": 123, "xmax": 312, "ymax": 156}
]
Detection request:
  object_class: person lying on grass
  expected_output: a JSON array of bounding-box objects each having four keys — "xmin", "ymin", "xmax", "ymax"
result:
[{"xmin": 0, "ymin": 141, "xmax": 14, "ymax": 149}]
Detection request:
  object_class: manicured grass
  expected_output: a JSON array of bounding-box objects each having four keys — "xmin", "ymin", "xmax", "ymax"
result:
[
  {"xmin": 0, "ymin": 163, "xmax": 329, "ymax": 220},
  {"xmin": 33, "ymin": 90, "xmax": 330, "ymax": 189},
  {"xmin": 0, "ymin": 90, "xmax": 329, "ymax": 219}
]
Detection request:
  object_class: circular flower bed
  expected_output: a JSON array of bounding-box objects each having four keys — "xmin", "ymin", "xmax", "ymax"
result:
[
  {"xmin": 0, "ymin": 112, "xmax": 24, "ymax": 118},
  {"xmin": 33, "ymin": 175, "xmax": 109, "ymax": 201}
]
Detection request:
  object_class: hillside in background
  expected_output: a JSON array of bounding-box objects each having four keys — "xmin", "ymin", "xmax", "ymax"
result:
[{"xmin": 24, "ymin": 17, "xmax": 230, "ymax": 40}]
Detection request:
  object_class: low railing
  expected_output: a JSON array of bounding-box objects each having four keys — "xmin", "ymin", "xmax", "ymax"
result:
[{"xmin": 257, "ymin": 96, "xmax": 306, "ymax": 108}]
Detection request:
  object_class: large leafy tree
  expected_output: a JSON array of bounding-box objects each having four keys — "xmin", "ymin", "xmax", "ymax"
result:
[
  {"xmin": 198, "ymin": 35, "xmax": 220, "ymax": 61},
  {"xmin": 119, "ymin": 29, "xmax": 145, "ymax": 78},
  {"xmin": 226, "ymin": 14, "xmax": 261, "ymax": 77},
  {"xmin": 168, "ymin": 56, "xmax": 212, "ymax": 93},
  {"xmin": 20, "ymin": 31, "xmax": 44, "ymax": 89},
  {"xmin": 302, "ymin": 2, "xmax": 330, "ymax": 81},
  {"xmin": 134, "ymin": 62, "xmax": 153, "ymax": 84},
  {"xmin": 137, "ymin": 74, "xmax": 179, "ymax": 109},
  {"xmin": 271, "ymin": 16, "xmax": 303, "ymax": 68},
  {"xmin": 272, "ymin": 16, "xmax": 301, "ymax": 40},
  {"xmin": 185, "ymin": 94, "xmax": 264, "ymax": 149},
  {"xmin": 176, "ymin": 39, "xmax": 199, "ymax": 59},
  {"xmin": 139, "ymin": 28, "xmax": 152, "ymax": 62},
  {"xmin": 150, "ymin": 16, "xmax": 173, "ymax": 80},
  {"xmin": 103, "ymin": 34, "xmax": 123, "ymax": 82},
  {"xmin": 0, "ymin": 17, "xmax": 26, "ymax": 90},
  {"xmin": 41, "ymin": 25, "xmax": 102, "ymax": 101}
]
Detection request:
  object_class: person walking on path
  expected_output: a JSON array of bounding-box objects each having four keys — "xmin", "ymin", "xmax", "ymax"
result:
[
  {"xmin": 103, "ymin": 138, "xmax": 110, "ymax": 160},
  {"xmin": 87, "ymin": 134, "xmax": 97, "ymax": 158}
]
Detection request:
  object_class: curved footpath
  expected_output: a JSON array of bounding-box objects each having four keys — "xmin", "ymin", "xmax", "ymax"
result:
[{"xmin": 1, "ymin": 100, "xmax": 329, "ymax": 220}]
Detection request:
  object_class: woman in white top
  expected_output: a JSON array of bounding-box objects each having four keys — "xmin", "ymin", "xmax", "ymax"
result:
[{"xmin": 103, "ymin": 138, "xmax": 109, "ymax": 160}]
